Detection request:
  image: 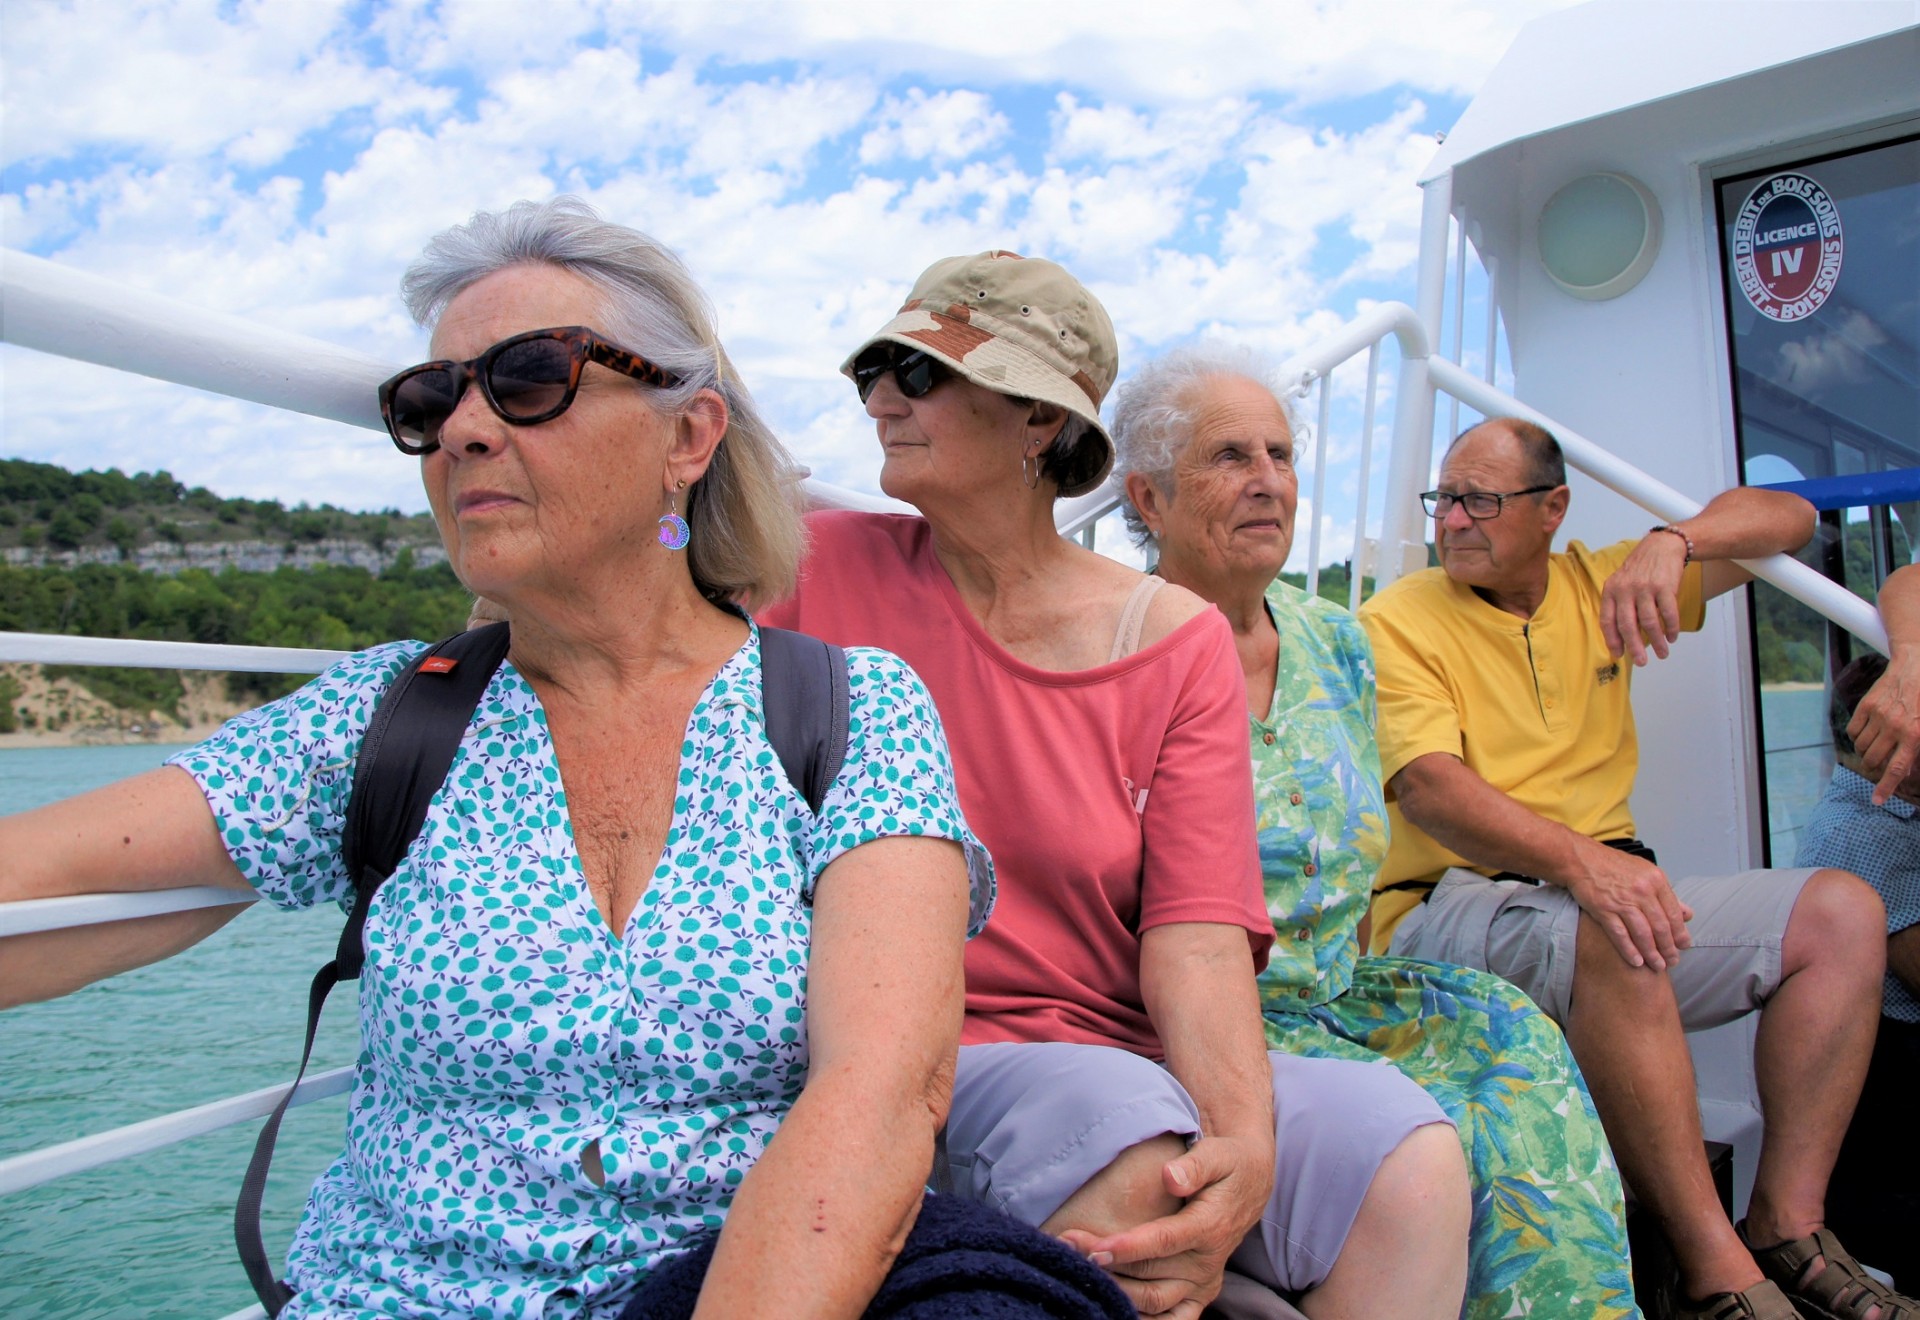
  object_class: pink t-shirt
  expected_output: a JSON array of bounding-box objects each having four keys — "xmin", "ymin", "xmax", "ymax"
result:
[{"xmin": 760, "ymin": 511, "xmax": 1270, "ymax": 1057}]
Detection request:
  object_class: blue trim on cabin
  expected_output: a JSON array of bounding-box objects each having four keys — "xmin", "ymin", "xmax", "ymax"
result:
[{"xmin": 1759, "ymin": 468, "xmax": 1920, "ymax": 511}]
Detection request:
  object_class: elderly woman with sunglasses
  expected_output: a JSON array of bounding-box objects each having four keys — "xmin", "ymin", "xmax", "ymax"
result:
[
  {"xmin": 760, "ymin": 252, "xmax": 1474, "ymax": 1320},
  {"xmin": 0, "ymin": 201, "xmax": 1151, "ymax": 1320},
  {"xmin": 1113, "ymin": 347, "xmax": 1638, "ymax": 1319}
]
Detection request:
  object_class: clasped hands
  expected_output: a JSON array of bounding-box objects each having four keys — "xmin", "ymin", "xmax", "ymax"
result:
[{"xmin": 1057, "ymin": 1134, "xmax": 1273, "ymax": 1320}]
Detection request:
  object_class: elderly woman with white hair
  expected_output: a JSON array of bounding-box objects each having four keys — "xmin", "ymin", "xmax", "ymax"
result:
[
  {"xmin": 0, "ymin": 201, "xmax": 1136, "ymax": 1320},
  {"xmin": 1114, "ymin": 345, "xmax": 1638, "ymax": 1320}
]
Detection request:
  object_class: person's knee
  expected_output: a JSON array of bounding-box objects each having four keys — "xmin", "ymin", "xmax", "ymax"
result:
[
  {"xmin": 1040, "ymin": 1132, "xmax": 1187, "ymax": 1238},
  {"xmin": 1573, "ymin": 911, "xmax": 1679, "ymax": 1003},
  {"xmin": 1785, "ymin": 868, "xmax": 1887, "ymax": 959},
  {"xmin": 1369, "ymin": 1123, "xmax": 1470, "ymax": 1233},
  {"xmin": 948, "ymin": 1043, "xmax": 1200, "ymax": 1228}
]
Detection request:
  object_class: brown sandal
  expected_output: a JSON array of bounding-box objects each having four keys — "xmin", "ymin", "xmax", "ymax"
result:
[
  {"xmin": 1672, "ymin": 1281, "xmax": 1802, "ymax": 1320},
  {"xmin": 1739, "ymin": 1223, "xmax": 1917, "ymax": 1320}
]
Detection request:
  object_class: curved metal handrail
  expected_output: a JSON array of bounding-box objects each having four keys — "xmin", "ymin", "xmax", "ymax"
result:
[
  {"xmin": 0, "ymin": 631, "xmax": 349, "ymax": 673},
  {"xmin": 0, "ymin": 1065, "xmax": 354, "ymax": 1197},
  {"xmin": 1426, "ymin": 359, "xmax": 1890, "ymax": 653}
]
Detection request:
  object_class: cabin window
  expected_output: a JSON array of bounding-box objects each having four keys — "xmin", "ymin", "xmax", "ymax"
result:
[{"xmin": 1715, "ymin": 131, "xmax": 1920, "ymax": 861}]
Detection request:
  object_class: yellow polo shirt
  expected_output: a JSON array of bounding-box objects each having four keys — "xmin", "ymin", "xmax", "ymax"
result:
[{"xmin": 1357, "ymin": 539, "xmax": 1705, "ymax": 949}]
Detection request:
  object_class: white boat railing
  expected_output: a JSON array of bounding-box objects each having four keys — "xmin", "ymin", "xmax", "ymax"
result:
[{"xmin": 0, "ymin": 239, "xmax": 1891, "ymax": 1305}]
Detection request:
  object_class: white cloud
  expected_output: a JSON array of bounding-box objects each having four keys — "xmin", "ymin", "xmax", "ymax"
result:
[
  {"xmin": 1, "ymin": 0, "xmax": 448, "ymax": 170},
  {"xmin": 1049, "ymin": 94, "xmax": 1254, "ymax": 167},
  {"xmin": 858, "ymin": 89, "xmax": 1010, "ymax": 165},
  {"xmin": 2, "ymin": 0, "xmax": 1580, "ymax": 537},
  {"xmin": 636, "ymin": 0, "xmax": 1570, "ymax": 105}
]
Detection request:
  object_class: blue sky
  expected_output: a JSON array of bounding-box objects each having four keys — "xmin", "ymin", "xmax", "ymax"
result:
[{"xmin": 1, "ymin": 0, "xmax": 1568, "ymax": 567}]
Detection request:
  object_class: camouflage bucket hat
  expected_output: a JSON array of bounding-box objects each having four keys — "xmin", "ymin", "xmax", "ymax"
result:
[{"xmin": 841, "ymin": 251, "xmax": 1119, "ymax": 497}]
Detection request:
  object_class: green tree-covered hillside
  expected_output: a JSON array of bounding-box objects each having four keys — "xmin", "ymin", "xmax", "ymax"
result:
[{"xmin": 0, "ymin": 458, "xmax": 438, "ymax": 556}]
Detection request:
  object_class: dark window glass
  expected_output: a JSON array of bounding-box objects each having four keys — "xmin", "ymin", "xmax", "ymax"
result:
[
  {"xmin": 1720, "ymin": 134, "xmax": 1920, "ymax": 486},
  {"xmin": 1718, "ymin": 133, "xmax": 1920, "ymax": 862}
]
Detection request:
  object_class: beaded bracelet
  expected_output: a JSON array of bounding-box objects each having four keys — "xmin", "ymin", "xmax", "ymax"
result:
[{"xmin": 1648, "ymin": 524, "xmax": 1694, "ymax": 563}]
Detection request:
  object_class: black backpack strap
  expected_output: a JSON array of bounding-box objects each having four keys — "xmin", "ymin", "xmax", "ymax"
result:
[
  {"xmin": 337, "ymin": 621, "xmax": 512, "ymax": 978},
  {"xmin": 758, "ymin": 625, "xmax": 849, "ymax": 814},
  {"xmin": 237, "ymin": 622, "xmax": 511, "ymax": 1315}
]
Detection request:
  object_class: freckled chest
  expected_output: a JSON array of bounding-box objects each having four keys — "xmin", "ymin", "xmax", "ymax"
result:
[{"xmin": 543, "ymin": 694, "xmax": 700, "ymax": 938}]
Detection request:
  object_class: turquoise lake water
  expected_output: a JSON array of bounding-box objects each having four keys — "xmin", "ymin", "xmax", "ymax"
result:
[
  {"xmin": 0, "ymin": 745, "xmax": 360, "ymax": 1320},
  {"xmin": 0, "ymin": 688, "xmax": 1837, "ymax": 1318}
]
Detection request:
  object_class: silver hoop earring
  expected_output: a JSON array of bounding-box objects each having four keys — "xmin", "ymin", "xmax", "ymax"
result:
[
  {"xmin": 658, "ymin": 482, "xmax": 690, "ymax": 551},
  {"xmin": 1020, "ymin": 449, "xmax": 1041, "ymax": 490}
]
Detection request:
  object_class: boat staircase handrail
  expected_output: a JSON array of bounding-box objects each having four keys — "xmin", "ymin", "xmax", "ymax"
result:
[{"xmin": 0, "ymin": 244, "xmax": 1891, "ymax": 1316}]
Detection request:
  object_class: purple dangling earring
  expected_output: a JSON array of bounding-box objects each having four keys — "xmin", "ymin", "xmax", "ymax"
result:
[{"xmin": 658, "ymin": 481, "xmax": 690, "ymax": 551}]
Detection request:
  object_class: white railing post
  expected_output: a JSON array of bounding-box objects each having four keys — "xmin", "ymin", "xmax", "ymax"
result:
[
  {"xmin": 1377, "ymin": 175, "xmax": 1451, "ymax": 587},
  {"xmin": 1351, "ymin": 343, "xmax": 1382, "ymax": 611},
  {"xmin": 1306, "ymin": 375, "xmax": 1332, "ymax": 597}
]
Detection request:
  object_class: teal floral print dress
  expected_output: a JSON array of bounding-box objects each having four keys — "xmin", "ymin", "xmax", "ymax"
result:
[
  {"xmin": 171, "ymin": 623, "xmax": 991, "ymax": 1320},
  {"xmin": 1254, "ymin": 581, "xmax": 1637, "ymax": 1319}
]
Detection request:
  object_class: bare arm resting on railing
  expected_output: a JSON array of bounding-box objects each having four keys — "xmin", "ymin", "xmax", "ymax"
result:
[
  {"xmin": 1849, "ymin": 562, "xmax": 1920, "ymax": 805},
  {"xmin": 1391, "ymin": 753, "xmax": 1694, "ymax": 972},
  {"xmin": 1599, "ymin": 486, "xmax": 1816, "ymax": 666},
  {"xmin": 0, "ymin": 766, "xmax": 248, "ymax": 1009}
]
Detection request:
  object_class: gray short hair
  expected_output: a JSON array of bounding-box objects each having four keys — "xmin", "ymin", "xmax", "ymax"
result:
[
  {"xmin": 1110, "ymin": 345, "xmax": 1302, "ymax": 550},
  {"xmin": 401, "ymin": 197, "xmax": 803, "ymax": 608}
]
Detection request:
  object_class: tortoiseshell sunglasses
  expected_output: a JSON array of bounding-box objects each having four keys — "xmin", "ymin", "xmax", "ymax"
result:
[{"xmin": 378, "ymin": 326, "xmax": 682, "ymax": 455}]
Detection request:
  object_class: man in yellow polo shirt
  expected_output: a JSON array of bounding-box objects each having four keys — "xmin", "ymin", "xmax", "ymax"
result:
[{"xmin": 1360, "ymin": 418, "xmax": 1907, "ymax": 1320}]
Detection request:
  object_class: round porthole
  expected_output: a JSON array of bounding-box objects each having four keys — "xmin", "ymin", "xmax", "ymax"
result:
[{"xmin": 1537, "ymin": 172, "xmax": 1663, "ymax": 300}]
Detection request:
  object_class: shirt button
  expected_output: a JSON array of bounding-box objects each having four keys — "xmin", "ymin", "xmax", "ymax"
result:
[
  {"xmin": 1294, "ymin": 928, "xmax": 1311, "ymax": 941},
  {"xmin": 1263, "ymin": 731, "xmax": 1276, "ymax": 745},
  {"xmin": 1544, "ymin": 699, "xmax": 1555, "ymax": 709},
  {"xmin": 1289, "ymin": 792, "xmax": 1303, "ymax": 806},
  {"xmin": 1297, "ymin": 987, "xmax": 1311, "ymax": 999},
  {"xmin": 1303, "ymin": 863, "xmax": 1318, "ymax": 877}
]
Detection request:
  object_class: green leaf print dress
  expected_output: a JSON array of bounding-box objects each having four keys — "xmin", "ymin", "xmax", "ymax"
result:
[{"xmin": 1253, "ymin": 580, "xmax": 1639, "ymax": 1319}]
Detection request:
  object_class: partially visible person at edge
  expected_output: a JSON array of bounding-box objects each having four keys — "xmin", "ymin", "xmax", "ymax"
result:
[
  {"xmin": 1111, "ymin": 347, "xmax": 1639, "ymax": 1319},
  {"xmin": 0, "ymin": 199, "xmax": 1139, "ymax": 1320},
  {"xmin": 1795, "ymin": 647, "xmax": 1920, "ymax": 1291},
  {"xmin": 760, "ymin": 250, "xmax": 1471, "ymax": 1320},
  {"xmin": 1359, "ymin": 416, "xmax": 1911, "ymax": 1320}
]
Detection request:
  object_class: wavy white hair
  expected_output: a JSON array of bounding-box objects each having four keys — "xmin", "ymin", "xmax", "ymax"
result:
[{"xmin": 1109, "ymin": 344, "xmax": 1306, "ymax": 551}]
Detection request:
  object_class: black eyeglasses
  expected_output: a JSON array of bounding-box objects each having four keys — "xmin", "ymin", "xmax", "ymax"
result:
[
  {"xmin": 851, "ymin": 344, "xmax": 950, "ymax": 404},
  {"xmin": 1420, "ymin": 485, "xmax": 1558, "ymax": 520},
  {"xmin": 378, "ymin": 326, "xmax": 682, "ymax": 456}
]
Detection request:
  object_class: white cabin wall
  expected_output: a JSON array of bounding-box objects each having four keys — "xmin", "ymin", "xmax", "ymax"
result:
[{"xmin": 1449, "ymin": 33, "xmax": 1920, "ymax": 881}]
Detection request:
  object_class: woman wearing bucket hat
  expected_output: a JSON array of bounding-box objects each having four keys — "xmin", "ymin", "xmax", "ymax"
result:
[{"xmin": 761, "ymin": 251, "xmax": 1471, "ymax": 1319}]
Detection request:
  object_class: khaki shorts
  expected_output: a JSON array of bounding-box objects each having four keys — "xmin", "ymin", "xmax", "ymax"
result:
[{"xmin": 1388, "ymin": 866, "xmax": 1818, "ymax": 1027}]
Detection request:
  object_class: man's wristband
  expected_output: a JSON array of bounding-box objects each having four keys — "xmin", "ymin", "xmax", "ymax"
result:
[{"xmin": 1648, "ymin": 525, "xmax": 1694, "ymax": 563}]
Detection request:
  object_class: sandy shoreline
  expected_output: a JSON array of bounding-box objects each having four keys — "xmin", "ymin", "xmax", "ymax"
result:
[
  {"xmin": 0, "ymin": 720, "xmax": 235, "ymax": 752},
  {"xmin": 0, "ymin": 662, "xmax": 256, "ymax": 751}
]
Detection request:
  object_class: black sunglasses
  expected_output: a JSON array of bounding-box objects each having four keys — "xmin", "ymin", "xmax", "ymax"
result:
[
  {"xmin": 378, "ymin": 325, "xmax": 682, "ymax": 456},
  {"xmin": 851, "ymin": 344, "xmax": 950, "ymax": 404}
]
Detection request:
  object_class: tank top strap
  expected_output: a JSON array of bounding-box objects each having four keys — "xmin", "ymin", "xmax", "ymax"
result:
[{"xmin": 1108, "ymin": 575, "xmax": 1166, "ymax": 663}]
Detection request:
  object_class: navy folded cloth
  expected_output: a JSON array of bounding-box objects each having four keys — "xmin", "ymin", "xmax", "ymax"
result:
[{"xmin": 617, "ymin": 1189, "xmax": 1134, "ymax": 1319}]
